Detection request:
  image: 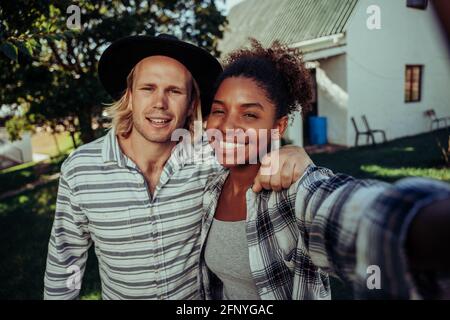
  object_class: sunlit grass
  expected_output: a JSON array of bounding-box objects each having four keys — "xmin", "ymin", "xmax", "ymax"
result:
[
  {"xmin": 391, "ymin": 147, "xmax": 415, "ymax": 152},
  {"xmin": 0, "ymin": 161, "xmax": 37, "ymax": 174},
  {"xmin": 80, "ymin": 291, "xmax": 102, "ymax": 300},
  {"xmin": 361, "ymin": 165, "xmax": 450, "ymax": 182},
  {"xmin": 18, "ymin": 195, "xmax": 29, "ymax": 204}
]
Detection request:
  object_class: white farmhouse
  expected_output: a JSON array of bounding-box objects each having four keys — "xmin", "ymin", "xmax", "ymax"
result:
[{"xmin": 218, "ymin": 0, "xmax": 450, "ymax": 147}]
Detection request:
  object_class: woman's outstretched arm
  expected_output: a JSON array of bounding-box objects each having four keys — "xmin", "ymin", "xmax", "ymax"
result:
[{"xmin": 293, "ymin": 165, "xmax": 450, "ymax": 299}]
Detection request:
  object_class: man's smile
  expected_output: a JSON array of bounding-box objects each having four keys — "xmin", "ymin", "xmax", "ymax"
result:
[{"xmin": 146, "ymin": 116, "xmax": 173, "ymax": 127}]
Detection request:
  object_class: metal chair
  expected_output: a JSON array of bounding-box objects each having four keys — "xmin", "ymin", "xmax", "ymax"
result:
[
  {"xmin": 361, "ymin": 115, "xmax": 387, "ymax": 144},
  {"xmin": 351, "ymin": 117, "xmax": 374, "ymax": 147},
  {"xmin": 424, "ymin": 109, "xmax": 449, "ymax": 131}
]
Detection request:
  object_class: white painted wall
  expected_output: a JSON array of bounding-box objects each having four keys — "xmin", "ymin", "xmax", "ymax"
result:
[
  {"xmin": 285, "ymin": 54, "xmax": 349, "ymax": 147},
  {"xmin": 317, "ymin": 54, "xmax": 349, "ymax": 145},
  {"xmin": 346, "ymin": 0, "xmax": 450, "ymax": 146},
  {"xmin": 285, "ymin": 111, "xmax": 303, "ymax": 147}
]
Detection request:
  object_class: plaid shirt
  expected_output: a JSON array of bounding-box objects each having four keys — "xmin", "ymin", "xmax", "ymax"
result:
[{"xmin": 198, "ymin": 165, "xmax": 450, "ymax": 300}]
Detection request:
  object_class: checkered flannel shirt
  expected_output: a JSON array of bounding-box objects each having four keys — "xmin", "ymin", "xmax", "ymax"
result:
[{"xmin": 198, "ymin": 164, "xmax": 450, "ymax": 299}]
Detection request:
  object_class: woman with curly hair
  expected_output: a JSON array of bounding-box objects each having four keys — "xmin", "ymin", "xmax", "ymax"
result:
[{"xmin": 198, "ymin": 39, "xmax": 450, "ymax": 300}]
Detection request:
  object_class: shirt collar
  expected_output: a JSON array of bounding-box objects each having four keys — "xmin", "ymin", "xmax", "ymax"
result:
[
  {"xmin": 101, "ymin": 127, "xmax": 192, "ymax": 174},
  {"xmin": 205, "ymin": 168, "xmax": 229, "ymax": 194},
  {"xmin": 102, "ymin": 128, "xmax": 130, "ymax": 168}
]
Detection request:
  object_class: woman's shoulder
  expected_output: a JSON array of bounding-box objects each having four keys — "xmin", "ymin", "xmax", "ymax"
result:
[
  {"xmin": 258, "ymin": 164, "xmax": 338, "ymax": 206},
  {"xmin": 297, "ymin": 164, "xmax": 335, "ymax": 186},
  {"xmin": 283, "ymin": 164, "xmax": 335, "ymax": 196}
]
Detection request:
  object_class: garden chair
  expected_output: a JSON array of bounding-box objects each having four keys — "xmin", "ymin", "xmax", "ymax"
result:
[
  {"xmin": 361, "ymin": 115, "xmax": 387, "ymax": 144},
  {"xmin": 351, "ymin": 117, "xmax": 375, "ymax": 147},
  {"xmin": 424, "ymin": 109, "xmax": 449, "ymax": 131}
]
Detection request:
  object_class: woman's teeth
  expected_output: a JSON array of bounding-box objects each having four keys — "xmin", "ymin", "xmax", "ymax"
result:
[
  {"xmin": 149, "ymin": 119, "xmax": 170, "ymax": 124},
  {"xmin": 219, "ymin": 141, "xmax": 246, "ymax": 149}
]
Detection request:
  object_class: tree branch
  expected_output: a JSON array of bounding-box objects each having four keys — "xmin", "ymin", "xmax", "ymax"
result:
[
  {"xmin": 48, "ymin": 40, "xmax": 76, "ymax": 72},
  {"xmin": 66, "ymin": 38, "xmax": 83, "ymax": 74}
]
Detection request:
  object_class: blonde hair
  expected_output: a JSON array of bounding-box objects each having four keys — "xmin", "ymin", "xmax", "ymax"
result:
[{"xmin": 104, "ymin": 64, "xmax": 203, "ymax": 140}]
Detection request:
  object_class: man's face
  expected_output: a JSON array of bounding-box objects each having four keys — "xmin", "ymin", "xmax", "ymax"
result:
[{"xmin": 128, "ymin": 55, "xmax": 193, "ymax": 143}]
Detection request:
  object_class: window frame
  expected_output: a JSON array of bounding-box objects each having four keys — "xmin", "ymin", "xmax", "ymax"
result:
[{"xmin": 404, "ymin": 64, "xmax": 424, "ymax": 103}]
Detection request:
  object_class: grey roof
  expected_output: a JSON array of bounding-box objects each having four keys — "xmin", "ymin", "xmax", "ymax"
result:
[{"xmin": 218, "ymin": 0, "xmax": 359, "ymax": 56}]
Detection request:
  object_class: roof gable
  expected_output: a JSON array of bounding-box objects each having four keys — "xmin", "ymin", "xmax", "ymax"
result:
[{"xmin": 219, "ymin": 0, "xmax": 359, "ymax": 55}]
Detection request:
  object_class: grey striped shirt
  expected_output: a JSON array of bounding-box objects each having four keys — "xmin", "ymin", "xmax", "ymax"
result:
[{"xmin": 44, "ymin": 129, "xmax": 219, "ymax": 299}]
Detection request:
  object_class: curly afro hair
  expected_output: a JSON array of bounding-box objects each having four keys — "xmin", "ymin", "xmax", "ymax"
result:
[{"xmin": 215, "ymin": 38, "xmax": 313, "ymax": 119}]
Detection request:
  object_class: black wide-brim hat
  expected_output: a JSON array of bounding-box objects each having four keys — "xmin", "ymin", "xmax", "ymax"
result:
[{"xmin": 98, "ymin": 34, "xmax": 223, "ymax": 117}]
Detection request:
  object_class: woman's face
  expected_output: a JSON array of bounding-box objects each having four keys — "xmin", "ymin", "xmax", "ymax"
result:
[{"xmin": 206, "ymin": 76, "xmax": 287, "ymax": 167}]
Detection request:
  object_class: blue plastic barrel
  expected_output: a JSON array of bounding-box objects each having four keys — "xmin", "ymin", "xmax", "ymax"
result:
[{"xmin": 309, "ymin": 116, "xmax": 327, "ymax": 145}]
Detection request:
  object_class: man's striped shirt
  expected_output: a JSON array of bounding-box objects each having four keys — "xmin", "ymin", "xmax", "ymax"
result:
[{"xmin": 44, "ymin": 129, "xmax": 219, "ymax": 299}]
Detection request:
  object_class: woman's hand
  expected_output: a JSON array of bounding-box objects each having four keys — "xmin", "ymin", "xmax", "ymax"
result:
[
  {"xmin": 252, "ymin": 145, "xmax": 313, "ymax": 192},
  {"xmin": 406, "ymin": 197, "xmax": 450, "ymax": 272}
]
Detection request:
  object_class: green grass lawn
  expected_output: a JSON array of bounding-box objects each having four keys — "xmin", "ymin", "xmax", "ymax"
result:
[
  {"xmin": 0, "ymin": 131, "xmax": 81, "ymax": 195},
  {"xmin": 310, "ymin": 129, "xmax": 449, "ymax": 182},
  {"xmin": 0, "ymin": 154, "xmax": 67, "ymax": 195},
  {"xmin": 0, "ymin": 182, "xmax": 102, "ymax": 300},
  {"xmin": 0, "ymin": 129, "xmax": 448, "ymax": 300}
]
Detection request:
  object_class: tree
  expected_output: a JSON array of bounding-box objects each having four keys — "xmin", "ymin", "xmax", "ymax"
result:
[{"xmin": 0, "ymin": 0, "xmax": 227, "ymax": 143}]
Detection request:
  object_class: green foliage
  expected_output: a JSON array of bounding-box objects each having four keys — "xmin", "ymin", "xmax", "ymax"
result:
[
  {"xmin": 5, "ymin": 114, "xmax": 34, "ymax": 141},
  {"xmin": 0, "ymin": 0, "xmax": 227, "ymax": 143},
  {"xmin": 0, "ymin": 41, "xmax": 18, "ymax": 61}
]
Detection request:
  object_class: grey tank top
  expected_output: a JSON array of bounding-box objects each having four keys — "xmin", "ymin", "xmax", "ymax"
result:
[{"xmin": 204, "ymin": 218, "xmax": 260, "ymax": 300}]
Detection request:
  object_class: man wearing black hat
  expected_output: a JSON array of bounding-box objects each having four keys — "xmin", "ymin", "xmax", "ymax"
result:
[{"xmin": 43, "ymin": 34, "xmax": 313, "ymax": 299}]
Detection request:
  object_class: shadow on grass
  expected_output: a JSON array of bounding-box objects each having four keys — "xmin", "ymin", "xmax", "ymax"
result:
[
  {"xmin": 0, "ymin": 181, "xmax": 101, "ymax": 300},
  {"xmin": 0, "ymin": 152, "xmax": 69, "ymax": 195},
  {"xmin": 311, "ymin": 129, "xmax": 450, "ymax": 183}
]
